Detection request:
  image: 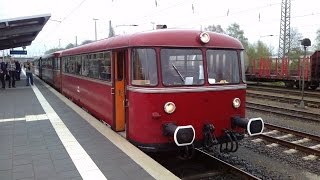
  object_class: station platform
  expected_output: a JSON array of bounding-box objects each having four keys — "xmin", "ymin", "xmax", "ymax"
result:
[{"xmin": 0, "ymin": 72, "xmax": 179, "ymax": 180}]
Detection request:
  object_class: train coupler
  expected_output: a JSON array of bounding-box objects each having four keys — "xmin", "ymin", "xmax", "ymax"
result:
[
  {"xmin": 220, "ymin": 130, "xmax": 239, "ymax": 153},
  {"xmin": 202, "ymin": 124, "xmax": 218, "ymax": 152}
]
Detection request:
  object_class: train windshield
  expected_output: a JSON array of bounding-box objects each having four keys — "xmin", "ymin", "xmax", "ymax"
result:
[
  {"xmin": 161, "ymin": 49, "xmax": 204, "ymax": 86},
  {"xmin": 131, "ymin": 48, "xmax": 158, "ymax": 86},
  {"xmin": 206, "ymin": 50, "xmax": 240, "ymax": 84}
]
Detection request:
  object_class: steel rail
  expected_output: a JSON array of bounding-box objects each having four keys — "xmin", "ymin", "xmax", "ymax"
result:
[
  {"xmin": 259, "ymin": 135, "xmax": 320, "ymax": 156},
  {"xmin": 264, "ymin": 123, "xmax": 320, "ymax": 142},
  {"xmin": 246, "ymin": 92, "xmax": 320, "ymax": 108},
  {"xmin": 246, "ymin": 102, "xmax": 320, "ymax": 122},
  {"xmin": 194, "ymin": 148, "xmax": 261, "ymax": 180},
  {"xmin": 247, "ymin": 86, "xmax": 320, "ymax": 98},
  {"xmin": 259, "ymin": 123, "xmax": 320, "ymax": 156}
]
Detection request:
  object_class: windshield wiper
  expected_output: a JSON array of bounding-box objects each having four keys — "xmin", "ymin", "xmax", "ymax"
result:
[{"xmin": 172, "ymin": 64, "xmax": 185, "ymax": 82}]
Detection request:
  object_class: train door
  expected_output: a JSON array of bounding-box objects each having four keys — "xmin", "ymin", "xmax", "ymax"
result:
[{"xmin": 114, "ymin": 50, "xmax": 126, "ymax": 132}]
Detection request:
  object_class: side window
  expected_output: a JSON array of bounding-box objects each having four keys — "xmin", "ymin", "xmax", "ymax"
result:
[
  {"xmin": 61, "ymin": 52, "xmax": 112, "ymax": 82},
  {"xmin": 64, "ymin": 57, "xmax": 68, "ymax": 73},
  {"xmin": 99, "ymin": 52, "xmax": 111, "ymax": 81},
  {"xmin": 81, "ymin": 55, "xmax": 89, "ymax": 77},
  {"xmin": 56, "ymin": 58, "xmax": 60, "ymax": 70},
  {"xmin": 62, "ymin": 57, "xmax": 66, "ymax": 72},
  {"xmin": 89, "ymin": 53, "xmax": 99, "ymax": 79},
  {"xmin": 75, "ymin": 56, "xmax": 81, "ymax": 75},
  {"xmin": 52, "ymin": 57, "xmax": 55, "ymax": 70},
  {"xmin": 67, "ymin": 57, "xmax": 74, "ymax": 74},
  {"xmin": 131, "ymin": 48, "xmax": 157, "ymax": 86}
]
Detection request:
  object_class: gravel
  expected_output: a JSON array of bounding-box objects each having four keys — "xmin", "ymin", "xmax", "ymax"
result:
[{"xmin": 215, "ymin": 97, "xmax": 320, "ymax": 179}]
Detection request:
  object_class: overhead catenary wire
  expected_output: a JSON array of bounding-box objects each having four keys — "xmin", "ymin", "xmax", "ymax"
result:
[
  {"xmin": 33, "ymin": 0, "xmax": 320, "ymax": 55},
  {"xmin": 33, "ymin": 0, "xmax": 88, "ymax": 50}
]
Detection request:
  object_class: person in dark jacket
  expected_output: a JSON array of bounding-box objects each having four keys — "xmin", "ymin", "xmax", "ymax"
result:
[
  {"xmin": 0, "ymin": 61, "xmax": 6, "ymax": 89},
  {"xmin": 15, "ymin": 61, "xmax": 21, "ymax": 80}
]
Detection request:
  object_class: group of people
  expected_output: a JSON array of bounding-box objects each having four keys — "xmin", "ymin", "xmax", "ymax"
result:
[{"xmin": 0, "ymin": 57, "xmax": 33, "ymax": 89}]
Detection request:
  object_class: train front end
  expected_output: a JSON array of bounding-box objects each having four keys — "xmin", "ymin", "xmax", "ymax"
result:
[{"xmin": 127, "ymin": 30, "xmax": 264, "ymax": 154}]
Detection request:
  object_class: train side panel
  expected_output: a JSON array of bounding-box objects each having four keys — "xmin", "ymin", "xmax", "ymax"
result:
[
  {"xmin": 42, "ymin": 67, "xmax": 54, "ymax": 86},
  {"xmin": 61, "ymin": 74, "xmax": 114, "ymax": 127},
  {"xmin": 53, "ymin": 69, "xmax": 61, "ymax": 91},
  {"xmin": 311, "ymin": 51, "xmax": 320, "ymax": 86}
]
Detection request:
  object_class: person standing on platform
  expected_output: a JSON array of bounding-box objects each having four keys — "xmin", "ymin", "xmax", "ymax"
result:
[
  {"xmin": 24, "ymin": 60, "xmax": 33, "ymax": 86},
  {"xmin": 15, "ymin": 60, "xmax": 21, "ymax": 80},
  {"xmin": 7, "ymin": 57, "xmax": 16, "ymax": 88},
  {"xmin": 0, "ymin": 61, "xmax": 7, "ymax": 89}
]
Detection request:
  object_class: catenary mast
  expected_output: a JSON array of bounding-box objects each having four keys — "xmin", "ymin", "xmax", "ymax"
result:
[{"xmin": 278, "ymin": 0, "xmax": 291, "ymax": 60}]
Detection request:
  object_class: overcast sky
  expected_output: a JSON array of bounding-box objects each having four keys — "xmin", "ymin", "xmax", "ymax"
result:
[{"xmin": 1, "ymin": 0, "xmax": 320, "ymax": 57}]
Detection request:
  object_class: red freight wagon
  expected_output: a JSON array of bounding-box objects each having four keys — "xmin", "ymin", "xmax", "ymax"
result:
[{"xmin": 246, "ymin": 54, "xmax": 320, "ymax": 90}]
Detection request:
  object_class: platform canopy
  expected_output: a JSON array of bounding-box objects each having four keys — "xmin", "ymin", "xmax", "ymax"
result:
[{"xmin": 0, "ymin": 14, "xmax": 51, "ymax": 50}]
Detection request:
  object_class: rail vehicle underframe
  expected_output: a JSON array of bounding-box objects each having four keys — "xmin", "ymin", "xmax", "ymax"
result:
[{"xmin": 246, "ymin": 76, "xmax": 320, "ymax": 90}]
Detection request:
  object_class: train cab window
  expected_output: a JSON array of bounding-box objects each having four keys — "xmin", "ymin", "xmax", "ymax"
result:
[
  {"xmin": 206, "ymin": 50, "xmax": 240, "ymax": 84},
  {"xmin": 131, "ymin": 48, "xmax": 157, "ymax": 86},
  {"xmin": 161, "ymin": 49, "xmax": 203, "ymax": 86}
]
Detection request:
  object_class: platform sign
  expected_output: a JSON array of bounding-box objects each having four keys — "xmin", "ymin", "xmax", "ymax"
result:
[{"xmin": 10, "ymin": 50, "xmax": 27, "ymax": 55}]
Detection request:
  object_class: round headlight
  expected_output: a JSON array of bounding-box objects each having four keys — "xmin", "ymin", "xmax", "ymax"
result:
[
  {"xmin": 199, "ymin": 32, "xmax": 210, "ymax": 43},
  {"xmin": 164, "ymin": 102, "xmax": 176, "ymax": 114},
  {"xmin": 233, "ymin": 98, "xmax": 241, "ymax": 108}
]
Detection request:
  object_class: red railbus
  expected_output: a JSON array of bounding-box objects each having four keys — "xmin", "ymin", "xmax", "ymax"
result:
[{"xmin": 38, "ymin": 29, "xmax": 264, "ymax": 155}]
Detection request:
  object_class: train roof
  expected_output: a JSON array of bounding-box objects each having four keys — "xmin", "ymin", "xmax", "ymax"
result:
[
  {"xmin": 61, "ymin": 29, "xmax": 244, "ymax": 56},
  {"xmin": 41, "ymin": 51, "xmax": 62, "ymax": 59}
]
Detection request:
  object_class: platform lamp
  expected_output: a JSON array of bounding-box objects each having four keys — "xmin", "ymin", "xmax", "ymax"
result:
[{"xmin": 299, "ymin": 38, "xmax": 311, "ymax": 108}]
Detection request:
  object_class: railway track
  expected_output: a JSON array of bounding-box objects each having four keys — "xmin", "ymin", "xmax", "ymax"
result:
[
  {"xmin": 256, "ymin": 123, "xmax": 320, "ymax": 158},
  {"xmin": 246, "ymin": 101, "xmax": 320, "ymax": 122},
  {"xmin": 246, "ymin": 86, "xmax": 320, "ymax": 108},
  {"xmin": 247, "ymin": 83, "xmax": 320, "ymax": 92},
  {"xmin": 247, "ymin": 85, "xmax": 320, "ymax": 95},
  {"xmin": 246, "ymin": 92, "xmax": 320, "ymax": 108},
  {"xmin": 188, "ymin": 148, "xmax": 260, "ymax": 180},
  {"xmin": 150, "ymin": 149, "xmax": 260, "ymax": 180}
]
